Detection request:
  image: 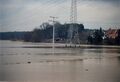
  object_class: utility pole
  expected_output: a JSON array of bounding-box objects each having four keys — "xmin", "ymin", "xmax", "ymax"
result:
[{"xmin": 49, "ymin": 16, "xmax": 58, "ymax": 54}]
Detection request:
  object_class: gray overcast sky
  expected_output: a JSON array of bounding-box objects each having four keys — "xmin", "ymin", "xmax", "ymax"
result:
[{"xmin": 0, "ymin": 0, "xmax": 120, "ymax": 32}]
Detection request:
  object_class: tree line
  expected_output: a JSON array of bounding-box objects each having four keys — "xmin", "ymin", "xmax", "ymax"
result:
[{"xmin": 0, "ymin": 22, "xmax": 120, "ymax": 45}]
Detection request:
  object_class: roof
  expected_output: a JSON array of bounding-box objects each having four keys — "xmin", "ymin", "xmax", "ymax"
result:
[{"xmin": 105, "ymin": 29, "xmax": 120, "ymax": 39}]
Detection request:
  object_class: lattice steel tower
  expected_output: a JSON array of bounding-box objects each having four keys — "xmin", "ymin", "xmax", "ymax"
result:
[
  {"xmin": 70, "ymin": 0, "xmax": 77, "ymax": 24},
  {"xmin": 68, "ymin": 0, "xmax": 79, "ymax": 44}
]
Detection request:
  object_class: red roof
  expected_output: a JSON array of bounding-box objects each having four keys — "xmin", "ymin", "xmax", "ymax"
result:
[{"xmin": 105, "ymin": 29, "xmax": 119, "ymax": 39}]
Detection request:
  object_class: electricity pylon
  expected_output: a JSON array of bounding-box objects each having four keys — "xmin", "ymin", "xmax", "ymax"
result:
[{"xmin": 68, "ymin": 0, "xmax": 80, "ymax": 45}]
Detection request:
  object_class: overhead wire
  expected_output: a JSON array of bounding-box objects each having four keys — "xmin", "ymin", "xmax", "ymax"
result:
[{"xmin": 2, "ymin": 0, "xmax": 69, "ymax": 28}]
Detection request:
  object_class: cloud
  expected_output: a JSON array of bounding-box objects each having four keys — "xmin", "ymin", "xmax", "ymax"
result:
[{"xmin": 0, "ymin": 0, "xmax": 120, "ymax": 32}]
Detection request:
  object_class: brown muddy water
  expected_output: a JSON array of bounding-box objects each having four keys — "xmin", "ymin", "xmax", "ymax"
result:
[{"xmin": 0, "ymin": 40, "xmax": 120, "ymax": 82}]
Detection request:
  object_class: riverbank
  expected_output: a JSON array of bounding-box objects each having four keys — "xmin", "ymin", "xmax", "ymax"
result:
[
  {"xmin": 22, "ymin": 44, "xmax": 120, "ymax": 49},
  {"xmin": 1, "ymin": 40, "xmax": 120, "ymax": 49}
]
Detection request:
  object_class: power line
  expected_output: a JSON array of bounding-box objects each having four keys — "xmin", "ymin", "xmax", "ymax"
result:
[{"xmin": 2, "ymin": 0, "xmax": 67, "ymax": 28}]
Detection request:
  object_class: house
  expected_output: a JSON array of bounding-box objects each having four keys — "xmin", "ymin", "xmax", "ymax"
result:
[
  {"xmin": 105, "ymin": 29, "xmax": 120, "ymax": 39},
  {"xmin": 105, "ymin": 28, "xmax": 120, "ymax": 45}
]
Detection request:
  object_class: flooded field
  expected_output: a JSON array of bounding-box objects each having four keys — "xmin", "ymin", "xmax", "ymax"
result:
[{"xmin": 0, "ymin": 40, "xmax": 120, "ymax": 82}]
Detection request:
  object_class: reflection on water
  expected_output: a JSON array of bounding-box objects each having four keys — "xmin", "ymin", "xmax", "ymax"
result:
[{"xmin": 0, "ymin": 41, "xmax": 120, "ymax": 82}]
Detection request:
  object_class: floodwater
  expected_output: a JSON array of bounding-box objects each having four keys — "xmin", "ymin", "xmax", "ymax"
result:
[{"xmin": 0, "ymin": 40, "xmax": 120, "ymax": 82}]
